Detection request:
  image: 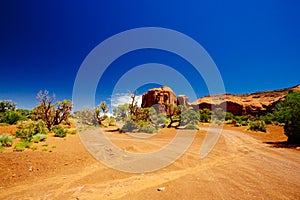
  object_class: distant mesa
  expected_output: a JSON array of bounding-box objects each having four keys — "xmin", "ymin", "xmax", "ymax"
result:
[{"xmin": 141, "ymin": 84, "xmax": 300, "ymax": 116}]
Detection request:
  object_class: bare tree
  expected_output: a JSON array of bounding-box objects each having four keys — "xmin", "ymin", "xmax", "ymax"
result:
[{"xmin": 33, "ymin": 90, "xmax": 72, "ymax": 130}]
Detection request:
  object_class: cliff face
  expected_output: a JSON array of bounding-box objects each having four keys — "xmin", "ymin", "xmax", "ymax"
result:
[
  {"xmin": 141, "ymin": 86, "xmax": 189, "ymax": 114},
  {"xmin": 191, "ymin": 84, "xmax": 300, "ymax": 116}
]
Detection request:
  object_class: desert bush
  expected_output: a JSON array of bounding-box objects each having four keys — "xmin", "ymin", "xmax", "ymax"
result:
[
  {"xmin": 32, "ymin": 133, "xmax": 47, "ymax": 143},
  {"xmin": 108, "ymin": 117, "xmax": 116, "ymax": 126},
  {"xmin": 42, "ymin": 147, "xmax": 49, "ymax": 151},
  {"xmin": 121, "ymin": 119, "xmax": 138, "ymax": 132},
  {"xmin": 16, "ymin": 108, "xmax": 31, "ymax": 118},
  {"xmin": 199, "ymin": 108, "xmax": 212, "ymax": 123},
  {"xmin": 14, "ymin": 141, "xmax": 30, "ymax": 151},
  {"xmin": 67, "ymin": 129, "xmax": 77, "ymax": 135},
  {"xmin": 0, "ymin": 110, "xmax": 26, "ymax": 125},
  {"xmin": 74, "ymin": 108, "xmax": 98, "ymax": 126},
  {"xmin": 113, "ymin": 104, "xmax": 129, "ymax": 121},
  {"xmin": 0, "ymin": 134, "xmax": 13, "ymax": 147},
  {"xmin": 213, "ymin": 108, "xmax": 226, "ymax": 121},
  {"xmin": 15, "ymin": 120, "xmax": 47, "ymax": 141},
  {"xmin": 157, "ymin": 113, "xmax": 167, "ymax": 126},
  {"xmin": 225, "ymin": 112, "xmax": 235, "ymax": 121},
  {"xmin": 213, "ymin": 119, "xmax": 223, "ymax": 126},
  {"xmin": 233, "ymin": 115, "xmax": 249, "ymax": 126},
  {"xmin": 137, "ymin": 120, "xmax": 149, "ymax": 127},
  {"xmin": 0, "ymin": 100, "xmax": 16, "ymax": 112},
  {"xmin": 274, "ymin": 92, "xmax": 300, "ymax": 142},
  {"xmin": 225, "ymin": 119, "xmax": 233, "ymax": 124},
  {"xmin": 249, "ymin": 120, "xmax": 266, "ymax": 132},
  {"xmin": 184, "ymin": 124, "xmax": 199, "ymax": 130},
  {"xmin": 99, "ymin": 124, "xmax": 108, "ymax": 128},
  {"xmin": 30, "ymin": 145, "xmax": 38, "ymax": 151},
  {"xmin": 261, "ymin": 113, "xmax": 276, "ymax": 124},
  {"xmin": 138, "ymin": 124, "xmax": 156, "ymax": 133},
  {"xmin": 273, "ymin": 121, "xmax": 285, "ymax": 126},
  {"xmin": 241, "ymin": 120, "xmax": 248, "ymax": 126},
  {"xmin": 52, "ymin": 125, "xmax": 67, "ymax": 137},
  {"xmin": 180, "ymin": 108, "xmax": 199, "ymax": 126}
]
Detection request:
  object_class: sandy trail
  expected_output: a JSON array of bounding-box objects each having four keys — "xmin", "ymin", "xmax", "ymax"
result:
[{"xmin": 1, "ymin": 127, "xmax": 299, "ymax": 200}]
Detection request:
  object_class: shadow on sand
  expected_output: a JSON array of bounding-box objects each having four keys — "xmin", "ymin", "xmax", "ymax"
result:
[
  {"xmin": 105, "ymin": 128, "xmax": 122, "ymax": 133},
  {"xmin": 265, "ymin": 141, "xmax": 300, "ymax": 149}
]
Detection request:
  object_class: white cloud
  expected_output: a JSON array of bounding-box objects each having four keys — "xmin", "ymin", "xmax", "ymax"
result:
[{"xmin": 110, "ymin": 93, "xmax": 142, "ymax": 108}]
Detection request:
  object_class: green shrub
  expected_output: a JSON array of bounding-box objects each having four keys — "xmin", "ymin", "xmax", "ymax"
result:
[
  {"xmin": 108, "ymin": 117, "xmax": 116, "ymax": 126},
  {"xmin": 213, "ymin": 119, "xmax": 223, "ymax": 126},
  {"xmin": 32, "ymin": 133, "xmax": 47, "ymax": 143},
  {"xmin": 199, "ymin": 108, "xmax": 212, "ymax": 122},
  {"xmin": 241, "ymin": 120, "xmax": 248, "ymax": 126},
  {"xmin": 0, "ymin": 110, "xmax": 26, "ymax": 125},
  {"xmin": 52, "ymin": 125, "xmax": 67, "ymax": 137},
  {"xmin": 42, "ymin": 147, "xmax": 49, "ymax": 151},
  {"xmin": 14, "ymin": 141, "xmax": 30, "ymax": 151},
  {"xmin": 235, "ymin": 122, "xmax": 241, "ymax": 127},
  {"xmin": 274, "ymin": 121, "xmax": 285, "ymax": 126},
  {"xmin": 234, "ymin": 115, "xmax": 242, "ymax": 123},
  {"xmin": 0, "ymin": 134, "xmax": 13, "ymax": 147},
  {"xmin": 261, "ymin": 113, "xmax": 275, "ymax": 124},
  {"xmin": 67, "ymin": 129, "xmax": 77, "ymax": 135},
  {"xmin": 233, "ymin": 115, "xmax": 249, "ymax": 126},
  {"xmin": 249, "ymin": 120, "xmax": 267, "ymax": 132},
  {"xmin": 156, "ymin": 113, "xmax": 167, "ymax": 126},
  {"xmin": 138, "ymin": 124, "xmax": 156, "ymax": 133},
  {"xmin": 184, "ymin": 124, "xmax": 199, "ymax": 130},
  {"xmin": 137, "ymin": 120, "xmax": 149, "ymax": 127},
  {"xmin": 274, "ymin": 92, "xmax": 300, "ymax": 142},
  {"xmin": 225, "ymin": 119, "xmax": 233, "ymax": 124},
  {"xmin": 225, "ymin": 112, "xmax": 235, "ymax": 121},
  {"xmin": 180, "ymin": 108, "xmax": 199, "ymax": 126},
  {"xmin": 15, "ymin": 120, "xmax": 47, "ymax": 141},
  {"xmin": 121, "ymin": 119, "xmax": 138, "ymax": 132},
  {"xmin": 213, "ymin": 108, "xmax": 226, "ymax": 121},
  {"xmin": 30, "ymin": 145, "xmax": 38, "ymax": 151},
  {"xmin": 99, "ymin": 124, "xmax": 108, "ymax": 128}
]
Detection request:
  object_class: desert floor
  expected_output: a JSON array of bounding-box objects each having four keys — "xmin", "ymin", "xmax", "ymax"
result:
[{"xmin": 0, "ymin": 124, "xmax": 299, "ymax": 200}]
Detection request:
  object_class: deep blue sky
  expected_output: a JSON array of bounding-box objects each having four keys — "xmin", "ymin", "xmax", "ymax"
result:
[{"xmin": 0, "ymin": 1, "xmax": 299, "ymax": 110}]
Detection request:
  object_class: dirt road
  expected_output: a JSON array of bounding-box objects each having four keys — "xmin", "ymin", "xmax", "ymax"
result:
[{"xmin": 1, "ymin": 126, "xmax": 299, "ymax": 199}]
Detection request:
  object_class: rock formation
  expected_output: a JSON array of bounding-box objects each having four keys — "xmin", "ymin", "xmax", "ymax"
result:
[
  {"xmin": 141, "ymin": 86, "xmax": 191, "ymax": 114},
  {"xmin": 191, "ymin": 84, "xmax": 300, "ymax": 116},
  {"xmin": 177, "ymin": 95, "xmax": 189, "ymax": 107},
  {"xmin": 142, "ymin": 84, "xmax": 300, "ymax": 116},
  {"xmin": 141, "ymin": 86, "xmax": 177, "ymax": 114}
]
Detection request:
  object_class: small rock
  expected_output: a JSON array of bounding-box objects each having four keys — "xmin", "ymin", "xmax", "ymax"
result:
[
  {"xmin": 157, "ymin": 187, "xmax": 165, "ymax": 191},
  {"xmin": 296, "ymin": 147, "xmax": 300, "ymax": 150},
  {"xmin": 29, "ymin": 166, "xmax": 33, "ymax": 172},
  {"xmin": 12, "ymin": 173, "xmax": 16, "ymax": 177}
]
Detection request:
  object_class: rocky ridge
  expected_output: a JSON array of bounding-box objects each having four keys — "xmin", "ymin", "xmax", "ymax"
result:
[
  {"xmin": 141, "ymin": 84, "xmax": 300, "ymax": 116},
  {"xmin": 191, "ymin": 84, "xmax": 300, "ymax": 115}
]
